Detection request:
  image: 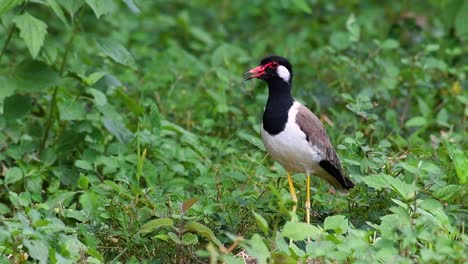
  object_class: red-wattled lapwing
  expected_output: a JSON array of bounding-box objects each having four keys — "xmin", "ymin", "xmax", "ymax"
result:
[{"xmin": 245, "ymin": 55, "xmax": 354, "ymax": 225}]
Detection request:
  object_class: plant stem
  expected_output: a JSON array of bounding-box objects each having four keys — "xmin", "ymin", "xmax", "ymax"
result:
[
  {"xmin": 39, "ymin": 28, "xmax": 76, "ymax": 153},
  {"xmin": 0, "ymin": 26, "xmax": 15, "ymax": 63}
]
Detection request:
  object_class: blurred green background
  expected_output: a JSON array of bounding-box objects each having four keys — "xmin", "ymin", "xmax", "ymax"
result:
[{"xmin": 0, "ymin": 0, "xmax": 466, "ymax": 263}]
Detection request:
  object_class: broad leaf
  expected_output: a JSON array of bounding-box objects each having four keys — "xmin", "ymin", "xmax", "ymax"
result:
[
  {"xmin": 433, "ymin": 185, "xmax": 463, "ymax": 202},
  {"xmin": 80, "ymin": 72, "xmax": 106, "ymax": 86},
  {"xmin": 46, "ymin": 191, "xmax": 77, "ymax": 208},
  {"xmin": 362, "ymin": 174, "xmax": 394, "ymax": 190},
  {"xmin": 4, "ymin": 167, "xmax": 23, "ymax": 184},
  {"xmin": 445, "ymin": 140, "xmax": 467, "ymax": 184},
  {"xmin": 253, "ymin": 211, "xmax": 269, "ymax": 235},
  {"xmin": 181, "ymin": 197, "xmax": 198, "ymax": 214},
  {"xmin": 115, "ymin": 88, "xmax": 143, "ymax": 114},
  {"xmin": 291, "ymin": 0, "xmax": 312, "ymax": 14},
  {"xmin": 282, "ymin": 221, "xmax": 321, "ymax": 241},
  {"xmin": 245, "ymin": 234, "xmax": 270, "ymax": 264},
  {"xmin": 74, "ymin": 160, "xmax": 93, "ymax": 171},
  {"xmin": 0, "ymin": 0, "xmax": 22, "ymax": 17},
  {"xmin": 97, "ymin": 39, "xmax": 137, "ymax": 69},
  {"xmin": 13, "ymin": 12, "xmax": 48, "ymax": 59},
  {"xmin": 24, "ymin": 239, "xmax": 48, "ymax": 264},
  {"xmin": 324, "ymin": 215, "xmax": 348, "ymax": 235},
  {"xmin": 3, "ymin": 94, "xmax": 32, "ymax": 119},
  {"xmin": 85, "ymin": 0, "xmax": 113, "ymax": 18},
  {"xmin": 139, "ymin": 218, "xmax": 174, "ymax": 234},
  {"xmin": 148, "ymin": 103, "xmax": 161, "ymax": 135},
  {"xmin": 184, "ymin": 221, "xmax": 222, "ymax": 246},
  {"xmin": 46, "ymin": 0, "xmax": 68, "ymax": 25},
  {"xmin": 455, "ymin": 2, "xmax": 468, "ymax": 39},
  {"xmin": 0, "ymin": 77, "xmax": 16, "ymax": 102},
  {"xmin": 181, "ymin": 233, "xmax": 198, "ymax": 245},
  {"xmin": 14, "ymin": 60, "xmax": 60, "ymax": 91},
  {"xmin": 58, "ymin": 99, "xmax": 86, "ymax": 121},
  {"xmin": 59, "ymin": 0, "xmax": 85, "ymax": 19},
  {"xmin": 103, "ymin": 118, "xmax": 132, "ymax": 143},
  {"xmin": 405, "ymin": 116, "xmax": 427, "ymax": 127},
  {"xmin": 391, "ymin": 178, "xmax": 419, "ymax": 201},
  {"xmin": 88, "ymin": 88, "xmax": 107, "ymax": 106}
]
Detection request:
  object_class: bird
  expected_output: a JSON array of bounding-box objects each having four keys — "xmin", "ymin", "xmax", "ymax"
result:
[{"xmin": 244, "ymin": 55, "xmax": 354, "ymax": 225}]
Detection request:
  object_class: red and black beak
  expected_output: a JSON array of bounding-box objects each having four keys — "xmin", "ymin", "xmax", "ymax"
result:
[{"xmin": 244, "ymin": 65, "xmax": 266, "ymax": 81}]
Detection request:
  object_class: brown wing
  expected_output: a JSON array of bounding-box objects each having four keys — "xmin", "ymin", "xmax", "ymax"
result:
[{"xmin": 295, "ymin": 104, "xmax": 354, "ymax": 190}]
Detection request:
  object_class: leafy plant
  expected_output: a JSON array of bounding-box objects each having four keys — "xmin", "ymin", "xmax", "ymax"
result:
[{"xmin": 0, "ymin": 0, "xmax": 466, "ymax": 263}]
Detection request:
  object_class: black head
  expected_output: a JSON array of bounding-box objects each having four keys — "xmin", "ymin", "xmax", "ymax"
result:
[{"xmin": 245, "ymin": 55, "xmax": 293, "ymax": 85}]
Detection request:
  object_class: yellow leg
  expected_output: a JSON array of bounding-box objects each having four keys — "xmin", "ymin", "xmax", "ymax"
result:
[
  {"xmin": 306, "ymin": 174, "xmax": 311, "ymax": 242},
  {"xmin": 287, "ymin": 172, "xmax": 297, "ymax": 216}
]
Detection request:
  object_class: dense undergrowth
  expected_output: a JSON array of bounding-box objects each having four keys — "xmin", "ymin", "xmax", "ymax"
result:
[{"xmin": 0, "ymin": 1, "xmax": 467, "ymax": 263}]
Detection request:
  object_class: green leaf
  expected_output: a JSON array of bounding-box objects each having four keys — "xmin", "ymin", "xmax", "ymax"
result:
[
  {"xmin": 329, "ymin": 31, "xmax": 351, "ymax": 50},
  {"xmin": 455, "ymin": 1, "xmax": 468, "ymax": 39},
  {"xmin": 363, "ymin": 174, "xmax": 418, "ymax": 200},
  {"xmin": 246, "ymin": 234, "xmax": 270, "ymax": 264},
  {"xmin": 405, "ymin": 116, "xmax": 427, "ymax": 127},
  {"xmin": 346, "ymin": 14, "xmax": 360, "ymax": 42},
  {"xmin": 46, "ymin": 191, "xmax": 77, "ymax": 208},
  {"xmin": 115, "ymin": 88, "xmax": 143, "ymax": 114},
  {"xmin": 0, "ymin": 77, "xmax": 16, "ymax": 101},
  {"xmin": 222, "ymin": 255, "xmax": 244, "ymax": 264},
  {"xmin": 58, "ymin": 99, "xmax": 86, "ymax": 121},
  {"xmin": 79, "ymin": 192, "xmax": 103, "ymax": 213},
  {"xmin": 46, "ymin": 0, "xmax": 68, "ymax": 25},
  {"xmin": 188, "ymin": 27, "xmax": 214, "ymax": 46},
  {"xmin": 390, "ymin": 178, "xmax": 419, "ymax": 201},
  {"xmin": 380, "ymin": 39, "xmax": 399, "ymax": 50},
  {"xmin": 103, "ymin": 118, "xmax": 132, "ymax": 143},
  {"xmin": 362, "ymin": 174, "xmax": 394, "ymax": 189},
  {"xmin": 0, "ymin": 203, "xmax": 11, "ymax": 214},
  {"xmin": 80, "ymin": 72, "xmax": 106, "ymax": 86},
  {"xmin": 184, "ymin": 221, "xmax": 222, "ymax": 247},
  {"xmin": 0, "ymin": 0, "xmax": 22, "ymax": 17},
  {"xmin": 282, "ymin": 221, "xmax": 321, "ymax": 241},
  {"xmin": 13, "ymin": 12, "xmax": 48, "ymax": 59},
  {"xmin": 4, "ymin": 167, "xmax": 23, "ymax": 184},
  {"xmin": 148, "ymin": 103, "xmax": 161, "ymax": 135},
  {"xmin": 445, "ymin": 141, "xmax": 468, "ymax": 184},
  {"xmin": 77, "ymin": 175, "xmax": 89, "ymax": 190},
  {"xmin": 74, "ymin": 160, "xmax": 93, "ymax": 171},
  {"xmin": 85, "ymin": 0, "xmax": 113, "ymax": 18},
  {"xmin": 253, "ymin": 211, "xmax": 269, "ymax": 235},
  {"xmin": 291, "ymin": 0, "xmax": 312, "ymax": 14},
  {"xmin": 324, "ymin": 215, "xmax": 348, "ymax": 235},
  {"xmin": 181, "ymin": 233, "xmax": 198, "ymax": 245},
  {"xmin": 436, "ymin": 108, "xmax": 449, "ymax": 127},
  {"xmin": 433, "ymin": 185, "xmax": 463, "ymax": 202},
  {"xmin": 59, "ymin": 0, "xmax": 85, "ymax": 19},
  {"xmin": 88, "ymin": 88, "xmax": 107, "ymax": 106},
  {"xmin": 139, "ymin": 218, "xmax": 174, "ymax": 234},
  {"xmin": 14, "ymin": 59, "xmax": 60, "ymax": 92},
  {"xmin": 3, "ymin": 94, "xmax": 32, "ymax": 119},
  {"xmin": 96, "ymin": 39, "xmax": 137, "ymax": 69},
  {"xmin": 237, "ymin": 131, "xmax": 265, "ymax": 151},
  {"xmin": 181, "ymin": 197, "xmax": 198, "ymax": 214},
  {"xmin": 24, "ymin": 239, "xmax": 48, "ymax": 264}
]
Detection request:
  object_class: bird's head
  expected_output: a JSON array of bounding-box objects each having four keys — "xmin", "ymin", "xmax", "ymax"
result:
[{"xmin": 245, "ymin": 55, "xmax": 293, "ymax": 85}]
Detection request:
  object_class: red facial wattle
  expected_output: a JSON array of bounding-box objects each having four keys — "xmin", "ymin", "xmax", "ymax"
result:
[{"xmin": 244, "ymin": 61, "xmax": 278, "ymax": 80}]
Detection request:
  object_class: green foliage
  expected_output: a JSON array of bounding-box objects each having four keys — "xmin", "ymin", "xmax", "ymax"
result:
[{"xmin": 0, "ymin": 0, "xmax": 466, "ymax": 263}]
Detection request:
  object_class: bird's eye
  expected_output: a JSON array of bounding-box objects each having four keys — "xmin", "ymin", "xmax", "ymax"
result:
[{"xmin": 271, "ymin": 61, "xmax": 279, "ymax": 68}]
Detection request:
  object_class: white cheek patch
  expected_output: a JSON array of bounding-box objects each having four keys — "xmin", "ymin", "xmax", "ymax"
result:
[{"xmin": 277, "ymin": 65, "xmax": 290, "ymax": 82}]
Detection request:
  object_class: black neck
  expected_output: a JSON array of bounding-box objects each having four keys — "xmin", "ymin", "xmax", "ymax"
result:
[{"xmin": 262, "ymin": 78, "xmax": 294, "ymax": 135}]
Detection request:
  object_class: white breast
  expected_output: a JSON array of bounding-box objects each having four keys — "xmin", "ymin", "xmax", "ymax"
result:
[{"xmin": 261, "ymin": 102, "xmax": 323, "ymax": 174}]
